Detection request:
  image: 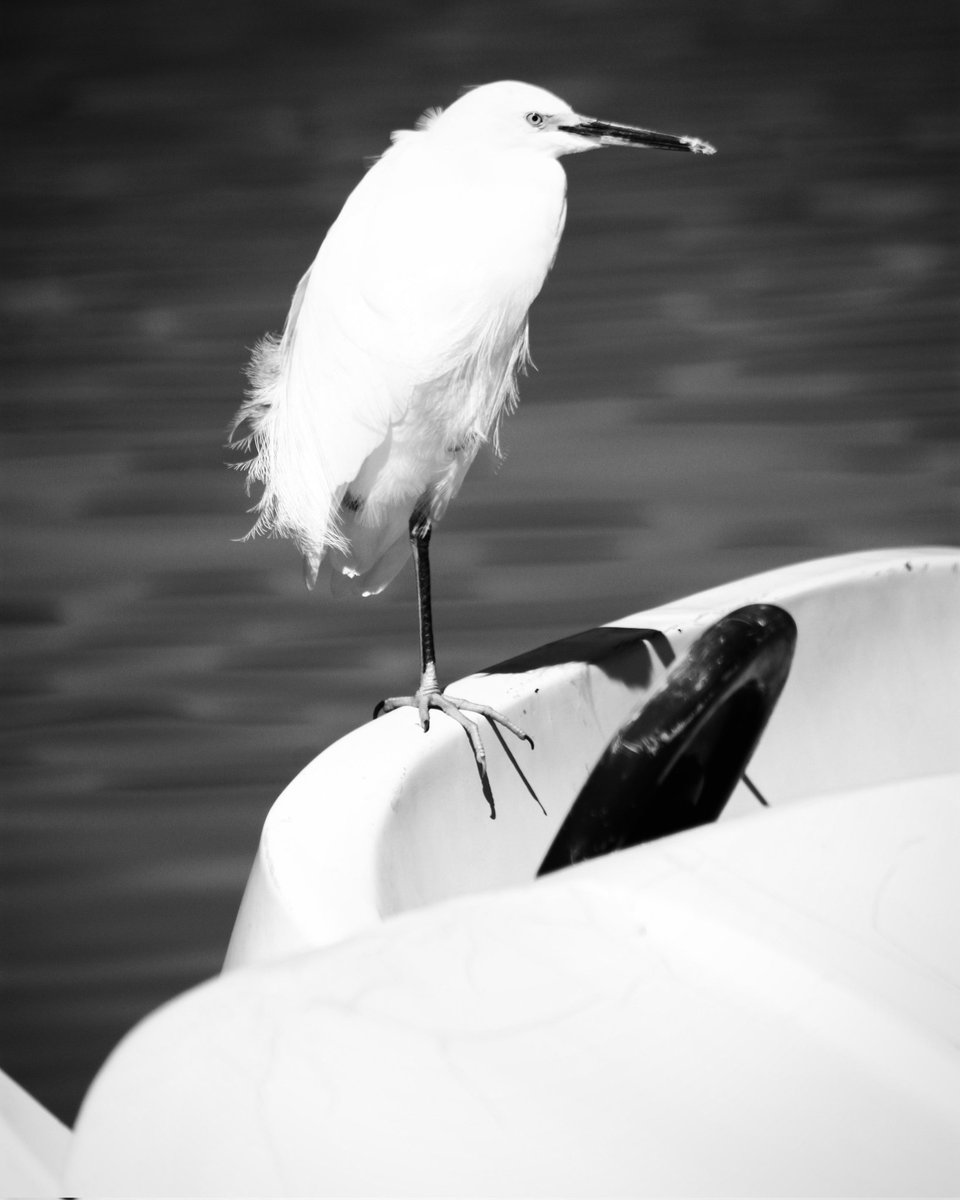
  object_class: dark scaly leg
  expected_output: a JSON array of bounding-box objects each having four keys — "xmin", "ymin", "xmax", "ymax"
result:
[{"xmin": 374, "ymin": 508, "xmax": 533, "ymax": 777}]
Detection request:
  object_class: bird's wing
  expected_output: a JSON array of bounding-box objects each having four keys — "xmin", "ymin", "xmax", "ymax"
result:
[{"xmin": 233, "ymin": 136, "xmax": 566, "ymax": 572}]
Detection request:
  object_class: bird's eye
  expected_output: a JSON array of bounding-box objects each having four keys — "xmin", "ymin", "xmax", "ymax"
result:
[{"xmin": 525, "ymin": 112, "xmax": 545, "ymax": 128}]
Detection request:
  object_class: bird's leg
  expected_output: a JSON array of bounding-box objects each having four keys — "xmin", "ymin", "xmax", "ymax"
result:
[
  {"xmin": 410, "ymin": 508, "xmax": 441, "ymax": 716},
  {"xmin": 374, "ymin": 509, "xmax": 533, "ymax": 776}
]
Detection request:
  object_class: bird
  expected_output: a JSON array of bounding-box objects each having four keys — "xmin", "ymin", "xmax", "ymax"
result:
[{"xmin": 231, "ymin": 80, "xmax": 715, "ymax": 782}]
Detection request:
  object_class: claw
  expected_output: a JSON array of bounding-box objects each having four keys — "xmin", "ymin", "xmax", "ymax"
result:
[{"xmin": 374, "ymin": 689, "xmax": 532, "ymax": 812}]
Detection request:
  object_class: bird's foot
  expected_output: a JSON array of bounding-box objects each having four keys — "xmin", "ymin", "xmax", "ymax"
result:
[{"xmin": 374, "ymin": 690, "xmax": 533, "ymax": 778}]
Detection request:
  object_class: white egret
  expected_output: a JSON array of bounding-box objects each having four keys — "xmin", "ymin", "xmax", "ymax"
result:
[{"xmin": 232, "ymin": 80, "xmax": 715, "ymax": 779}]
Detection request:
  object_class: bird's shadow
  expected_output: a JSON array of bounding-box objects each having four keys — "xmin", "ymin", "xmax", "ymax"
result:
[
  {"xmin": 480, "ymin": 718, "xmax": 544, "ymax": 820},
  {"xmin": 475, "ymin": 625, "xmax": 677, "ymax": 819}
]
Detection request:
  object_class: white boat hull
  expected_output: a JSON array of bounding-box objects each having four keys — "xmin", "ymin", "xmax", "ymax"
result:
[{"xmin": 22, "ymin": 546, "xmax": 959, "ymax": 1197}]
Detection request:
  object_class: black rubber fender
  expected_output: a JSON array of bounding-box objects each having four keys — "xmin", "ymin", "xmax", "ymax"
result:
[{"xmin": 538, "ymin": 604, "xmax": 797, "ymax": 875}]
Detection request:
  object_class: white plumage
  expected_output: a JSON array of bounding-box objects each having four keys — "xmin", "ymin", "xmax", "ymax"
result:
[
  {"xmin": 233, "ymin": 82, "xmax": 575, "ymax": 597},
  {"xmin": 231, "ymin": 81, "xmax": 714, "ymax": 776}
]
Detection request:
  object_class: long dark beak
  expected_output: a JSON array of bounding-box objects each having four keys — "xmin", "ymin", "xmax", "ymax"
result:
[{"xmin": 560, "ymin": 116, "xmax": 716, "ymax": 155}]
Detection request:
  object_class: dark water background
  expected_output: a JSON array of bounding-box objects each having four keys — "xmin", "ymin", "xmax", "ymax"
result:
[{"xmin": 2, "ymin": 0, "xmax": 957, "ymax": 1124}]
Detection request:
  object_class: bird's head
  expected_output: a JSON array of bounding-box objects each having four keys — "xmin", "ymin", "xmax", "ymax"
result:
[{"xmin": 418, "ymin": 81, "xmax": 716, "ymax": 159}]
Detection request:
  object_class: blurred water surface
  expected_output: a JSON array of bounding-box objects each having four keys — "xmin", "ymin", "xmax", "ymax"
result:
[{"xmin": 1, "ymin": 0, "xmax": 957, "ymax": 1122}]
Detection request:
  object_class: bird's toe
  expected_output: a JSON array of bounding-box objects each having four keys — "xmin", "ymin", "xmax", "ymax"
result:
[{"xmin": 443, "ymin": 695, "xmax": 534, "ymax": 749}]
